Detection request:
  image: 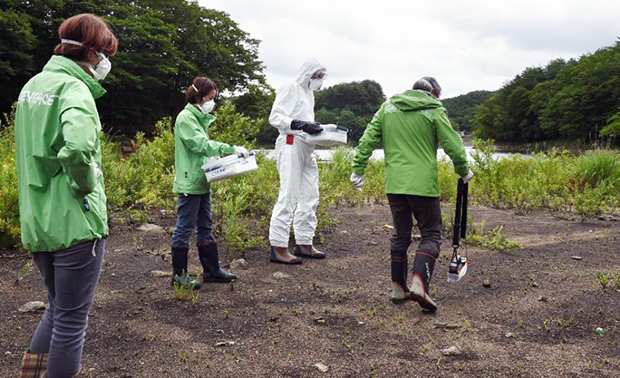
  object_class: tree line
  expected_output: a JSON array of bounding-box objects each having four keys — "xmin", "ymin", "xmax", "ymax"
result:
[
  {"xmin": 3, "ymin": 1, "xmax": 617, "ymax": 146},
  {"xmin": 0, "ymin": 0, "xmax": 267, "ymax": 135},
  {"xmin": 471, "ymin": 40, "xmax": 620, "ymax": 145}
]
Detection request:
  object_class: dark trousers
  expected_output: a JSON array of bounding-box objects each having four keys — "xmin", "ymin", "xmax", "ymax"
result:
[
  {"xmin": 171, "ymin": 193, "xmax": 215, "ymax": 247},
  {"xmin": 387, "ymin": 194, "xmax": 442, "ymax": 257},
  {"xmin": 30, "ymin": 238, "xmax": 106, "ymax": 378}
]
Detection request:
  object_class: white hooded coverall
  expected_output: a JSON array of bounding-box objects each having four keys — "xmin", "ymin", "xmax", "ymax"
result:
[{"xmin": 268, "ymin": 58, "xmax": 326, "ymax": 247}]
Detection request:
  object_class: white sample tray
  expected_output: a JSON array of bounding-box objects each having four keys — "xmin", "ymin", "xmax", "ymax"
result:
[
  {"xmin": 201, "ymin": 152, "xmax": 258, "ymax": 183},
  {"xmin": 304, "ymin": 124, "xmax": 348, "ymax": 146}
]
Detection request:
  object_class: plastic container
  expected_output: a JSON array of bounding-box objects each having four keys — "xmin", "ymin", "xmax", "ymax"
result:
[
  {"xmin": 201, "ymin": 152, "xmax": 258, "ymax": 183},
  {"xmin": 304, "ymin": 124, "xmax": 348, "ymax": 146}
]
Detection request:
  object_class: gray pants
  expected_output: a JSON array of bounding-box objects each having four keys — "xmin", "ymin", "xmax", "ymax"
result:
[
  {"xmin": 30, "ymin": 239, "xmax": 105, "ymax": 378},
  {"xmin": 387, "ymin": 194, "xmax": 442, "ymax": 257}
]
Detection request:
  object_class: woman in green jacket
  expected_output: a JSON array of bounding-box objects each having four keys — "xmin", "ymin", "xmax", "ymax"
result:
[
  {"xmin": 170, "ymin": 77, "xmax": 248, "ymax": 289},
  {"xmin": 15, "ymin": 14, "xmax": 117, "ymax": 378}
]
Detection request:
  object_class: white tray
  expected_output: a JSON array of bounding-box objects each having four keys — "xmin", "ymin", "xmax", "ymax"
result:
[
  {"xmin": 304, "ymin": 124, "xmax": 348, "ymax": 146},
  {"xmin": 201, "ymin": 152, "xmax": 258, "ymax": 183}
]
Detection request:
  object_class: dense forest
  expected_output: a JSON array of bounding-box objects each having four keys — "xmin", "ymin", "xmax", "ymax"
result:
[
  {"xmin": 442, "ymin": 90, "xmax": 495, "ymax": 133},
  {"xmin": 2, "ymin": 1, "xmax": 618, "ymax": 147},
  {"xmin": 471, "ymin": 40, "xmax": 620, "ymax": 145},
  {"xmin": 0, "ymin": 0, "xmax": 267, "ymax": 135}
]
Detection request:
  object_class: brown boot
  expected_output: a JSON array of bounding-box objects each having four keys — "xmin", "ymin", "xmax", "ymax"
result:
[
  {"xmin": 21, "ymin": 350, "xmax": 48, "ymax": 378},
  {"xmin": 294, "ymin": 244, "xmax": 326, "ymax": 259},
  {"xmin": 269, "ymin": 246, "xmax": 302, "ymax": 264}
]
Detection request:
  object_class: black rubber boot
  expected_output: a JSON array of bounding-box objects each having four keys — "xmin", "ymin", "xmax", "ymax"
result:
[
  {"xmin": 171, "ymin": 246, "xmax": 201, "ymax": 290},
  {"xmin": 391, "ymin": 250, "xmax": 409, "ymax": 303},
  {"xmin": 171, "ymin": 245, "xmax": 188, "ymax": 278},
  {"xmin": 410, "ymin": 251, "xmax": 438, "ymax": 311},
  {"xmin": 198, "ymin": 243, "xmax": 237, "ymax": 283}
]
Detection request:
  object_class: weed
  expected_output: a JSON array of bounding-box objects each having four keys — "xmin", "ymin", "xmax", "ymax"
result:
[
  {"xmin": 179, "ymin": 351, "xmax": 188, "ymax": 363},
  {"xmin": 466, "ymin": 222, "xmax": 523, "ymax": 251},
  {"xmin": 14, "ymin": 260, "xmax": 34, "ymax": 285},
  {"xmin": 172, "ymin": 272, "xmax": 199, "ymax": 302},
  {"xmin": 463, "ymin": 319, "xmax": 471, "ymax": 331}
]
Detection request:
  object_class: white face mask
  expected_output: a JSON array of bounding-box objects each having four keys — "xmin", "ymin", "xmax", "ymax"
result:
[
  {"xmin": 309, "ymin": 78, "xmax": 324, "ymax": 92},
  {"xmin": 91, "ymin": 52, "xmax": 112, "ymax": 81},
  {"xmin": 62, "ymin": 39, "xmax": 112, "ymax": 81},
  {"xmin": 200, "ymin": 100, "xmax": 215, "ymax": 114}
]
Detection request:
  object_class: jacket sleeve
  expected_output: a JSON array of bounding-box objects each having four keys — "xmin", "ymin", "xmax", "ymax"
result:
[
  {"xmin": 269, "ymin": 84, "xmax": 296, "ymax": 132},
  {"xmin": 58, "ymin": 100, "xmax": 99, "ymax": 198},
  {"xmin": 176, "ymin": 114, "xmax": 235, "ymax": 157},
  {"xmin": 434, "ymin": 107, "xmax": 469, "ymax": 177},
  {"xmin": 352, "ymin": 106, "xmax": 384, "ymax": 176}
]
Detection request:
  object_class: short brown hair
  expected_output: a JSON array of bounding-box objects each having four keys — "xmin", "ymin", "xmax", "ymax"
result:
[
  {"xmin": 186, "ymin": 77, "xmax": 218, "ymax": 104},
  {"xmin": 53, "ymin": 14, "xmax": 118, "ymax": 61}
]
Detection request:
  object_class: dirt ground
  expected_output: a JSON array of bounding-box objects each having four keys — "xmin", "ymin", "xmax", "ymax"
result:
[{"xmin": 1, "ymin": 203, "xmax": 619, "ymax": 378}]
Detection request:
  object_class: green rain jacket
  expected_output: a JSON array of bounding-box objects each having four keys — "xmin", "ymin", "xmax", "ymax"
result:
[
  {"xmin": 15, "ymin": 55, "xmax": 108, "ymax": 252},
  {"xmin": 172, "ymin": 103, "xmax": 235, "ymax": 195},
  {"xmin": 352, "ymin": 90, "xmax": 469, "ymax": 197}
]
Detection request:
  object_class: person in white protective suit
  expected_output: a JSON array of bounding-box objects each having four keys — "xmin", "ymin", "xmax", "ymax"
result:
[{"xmin": 268, "ymin": 58, "xmax": 328, "ymax": 264}]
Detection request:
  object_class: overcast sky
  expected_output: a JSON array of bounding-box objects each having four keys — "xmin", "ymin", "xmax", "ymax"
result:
[{"xmin": 199, "ymin": 0, "xmax": 619, "ymax": 99}]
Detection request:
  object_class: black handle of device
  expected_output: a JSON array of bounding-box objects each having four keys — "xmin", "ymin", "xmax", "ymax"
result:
[{"xmin": 452, "ymin": 178, "xmax": 468, "ymax": 249}]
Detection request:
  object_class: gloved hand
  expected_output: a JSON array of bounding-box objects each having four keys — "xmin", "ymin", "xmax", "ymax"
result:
[
  {"xmin": 234, "ymin": 146, "xmax": 249, "ymax": 158},
  {"xmin": 350, "ymin": 173, "xmax": 364, "ymax": 191},
  {"xmin": 462, "ymin": 169, "xmax": 474, "ymax": 184},
  {"xmin": 290, "ymin": 119, "xmax": 323, "ymax": 135},
  {"xmin": 94, "ymin": 163, "xmax": 102, "ymax": 177}
]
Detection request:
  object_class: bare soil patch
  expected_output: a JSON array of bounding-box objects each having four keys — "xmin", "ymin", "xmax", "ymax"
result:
[{"xmin": 1, "ymin": 204, "xmax": 619, "ymax": 377}]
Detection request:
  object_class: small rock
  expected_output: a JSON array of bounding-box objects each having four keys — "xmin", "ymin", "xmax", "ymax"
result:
[
  {"xmin": 505, "ymin": 332, "xmax": 515, "ymax": 338},
  {"xmin": 215, "ymin": 341, "xmax": 236, "ymax": 347},
  {"xmin": 150, "ymin": 270, "xmax": 172, "ymax": 278},
  {"xmin": 137, "ymin": 223, "xmax": 166, "ymax": 234},
  {"xmin": 272, "ymin": 272, "xmax": 291, "ymax": 280},
  {"xmin": 19, "ymin": 301, "xmax": 46, "ymax": 313},
  {"xmin": 358, "ymin": 321, "xmax": 365, "ymax": 325},
  {"xmin": 314, "ymin": 363, "xmax": 329, "ymax": 373},
  {"xmin": 571, "ymin": 256, "xmax": 582, "ymax": 260},
  {"xmin": 383, "ymin": 224, "xmax": 394, "ymax": 230},
  {"xmin": 537, "ymin": 296, "xmax": 548, "ymax": 302},
  {"xmin": 340, "ymin": 230, "xmax": 350, "ymax": 235},
  {"xmin": 483, "ymin": 279, "xmax": 491, "ymax": 288},
  {"xmin": 441, "ymin": 346, "xmax": 461, "ymax": 356},
  {"xmin": 230, "ymin": 259, "xmax": 249, "ymax": 270},
  {"xmin": 5, "ymin": 351, "xmax": 13, "ymax": 357},
  {"xmin": 314, "ymin": 317, "xmax": 326, "ymax": 325},
  {"xmin": 531, "ymin": 282, "xmax": 539, "ymax": 288}
]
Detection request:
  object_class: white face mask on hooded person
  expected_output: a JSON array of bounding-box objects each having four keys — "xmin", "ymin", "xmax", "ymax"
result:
[
  {"xmin": 200, "ymin": 100, "xmax": 215, "ymax": 114},
  {"xmin": 61, "ymin": 39, "xmax": 111, "ymax": 81},
  {"xmin": 309, "ymin": 78, "xmax": 324, "ymax": 92}
]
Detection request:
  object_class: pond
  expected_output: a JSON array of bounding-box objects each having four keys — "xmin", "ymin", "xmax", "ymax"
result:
[{"xmin": 256, "ymin": 147, "xmax": 514, "ymax": 162}]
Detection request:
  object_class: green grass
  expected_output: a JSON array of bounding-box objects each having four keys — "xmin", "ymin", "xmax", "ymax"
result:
[{"xmin": 2, "ymin": 108, "xmax": 619, "ymax": 252}]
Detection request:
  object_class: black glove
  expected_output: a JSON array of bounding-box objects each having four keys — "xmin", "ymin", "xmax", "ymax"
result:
[{"xmin": 290, "ymin": 119, "xmax": 323, "ymax": 135}]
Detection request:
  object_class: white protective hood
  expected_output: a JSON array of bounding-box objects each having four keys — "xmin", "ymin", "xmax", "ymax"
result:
[{"xmin": 269, "ymin": 58, "xmax": 326, "ymax": 134}]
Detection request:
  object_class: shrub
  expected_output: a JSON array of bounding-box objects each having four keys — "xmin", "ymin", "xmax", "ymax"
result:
[{"xmin": 0, "ymin": 109, "xmax": 20, "ymax": 248}]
